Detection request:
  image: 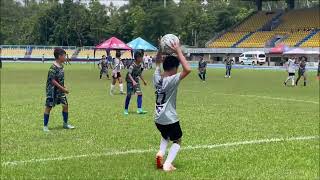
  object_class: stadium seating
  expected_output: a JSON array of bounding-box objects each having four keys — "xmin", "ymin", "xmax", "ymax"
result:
[
  {"xmin": 237, "ymin": 31, "xmax": 277, "ymax": 48},
  {"xmin": 300, "ymin": 31, "xmax": 320, "ymax": 47},
  {"xmin": 208, "ymin": 8, "xmax": 320, "ymax": 48},
  {"xmin": 31, "ymin": 48, "xmax": 75, "ymax": 58},
  {"xmin": 275, "ymin": 8, "xmax": 320, "ymax": 31},
  {"xmin": 31, "ymin": 48, "xmax": 54, "ymax": 58},
  {"xmin": 78, "ymin": 49, "xmax": 133, "ymax": 59},
  {"xmin": 235, "ymin": 11, "xmax": 277, "ymax": 32},
  {"xmin": 208, "ymin": 32, "xmax": 248, "ymax": 48},
  {"xmin": 77, "ymin": 49, "xmax": 94, "ymax": 58},
  {"xmin": 281, "ymin": 32, "xmax": 310, "ymax": 47},
  {"xmin": 1, "ymin": 48, "xmax": 26, "ymax": 58}
]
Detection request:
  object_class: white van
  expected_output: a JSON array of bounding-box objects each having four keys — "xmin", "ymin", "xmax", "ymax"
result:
[{"xmin": 239, "ymin": 51, "xmax": 266, "ymax": 65}]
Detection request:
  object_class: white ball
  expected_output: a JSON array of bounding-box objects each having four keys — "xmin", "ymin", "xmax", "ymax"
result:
[{"xmin": 160, "ymin": 34, "xmax": 180, "ymax": 54}]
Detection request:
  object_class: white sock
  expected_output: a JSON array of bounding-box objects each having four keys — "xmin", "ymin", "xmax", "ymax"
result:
[
  {"xmin": 119, "ymin": 83, "xmax": 124, "ymax": 92},
  {"xmin": 291, "ymin": 76, "xmax": 295, "ymax": 86},
  {"xmin": 164, "ymin": 143, "xmax": 180, "ymax": 165},
  {"xmin": 285, "ymin": 76, "xmax": 291, "ymax": 83},
  {"xmin": 159, "ymin": 138, "xmax": 169, "ymax": 156},
  {"xmin": 110, "ymin": 84, "xmax": 115, "ymax": 91}
]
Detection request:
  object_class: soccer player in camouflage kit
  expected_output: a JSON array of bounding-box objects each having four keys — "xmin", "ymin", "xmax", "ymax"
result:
[
  {"xmin": 43, "ymin": 48, "xmax": 75, "ymax": 132},
  {"xmin": 98, "ymin": 55, "xmax": 109, "ymax": 79},
  {"xmin": 198, "ymin": 56, "xmax": 207, "ymax": 82},
  {"xmin": 124, "ymin": 51, "xmax": 148, "ymax": 115},
  {"xmin": 295, "ymin": 56, "xmax": 307, "ymax": 86}
]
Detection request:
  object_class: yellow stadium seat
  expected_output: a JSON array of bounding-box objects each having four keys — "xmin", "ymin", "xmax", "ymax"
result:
[
  {"xmin": 275, "ymin": 8, "xmax": 320, "ymax": 31},
  {"xmin": 300, "ymin": 32, "xmax": 320, "ymax": 47},
  {"xmin": 1, "ymin": 48, "xmax": 26, "ymax": 58}
]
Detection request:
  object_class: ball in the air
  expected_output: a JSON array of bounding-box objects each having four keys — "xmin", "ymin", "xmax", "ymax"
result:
[{"xmin": 160, "ymin": 34, "xmax": 180, "ymax": 54}]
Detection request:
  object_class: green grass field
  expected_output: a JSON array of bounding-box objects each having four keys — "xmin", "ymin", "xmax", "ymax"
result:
[{"xmin": 1, "ymin": 63, "xmax": 319, "ymax": 179}]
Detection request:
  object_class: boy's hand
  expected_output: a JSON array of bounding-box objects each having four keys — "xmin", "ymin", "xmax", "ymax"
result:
[
  {"xmin": 132, "ymin": 81, "xmax": 138, "ymax": 87},
  {"xmin": 170, "ymin": 41, "xmax": 182, "ymax": 54},
  {"xmin": 64, "ymin": 88, "xmax": 69, "ymax": 94}
]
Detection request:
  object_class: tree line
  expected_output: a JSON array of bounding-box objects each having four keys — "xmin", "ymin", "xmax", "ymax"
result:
[{"xmin": 0, "ymin": 0, "xmax": 257, "ymax": 47}]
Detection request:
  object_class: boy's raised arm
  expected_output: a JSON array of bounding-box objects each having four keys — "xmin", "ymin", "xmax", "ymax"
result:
[{"xmin": 171, "ymin": 43, "xmax": 191, "ymax": 80}]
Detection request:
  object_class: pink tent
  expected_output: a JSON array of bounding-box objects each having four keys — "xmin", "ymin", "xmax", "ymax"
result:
[
  {"xmin": 269, "ymin": 44, "xmax": 289, "ymax": 54},
  {"xmin": 94, "ymin": 37, "xmax": 132, "ymax": 57}
]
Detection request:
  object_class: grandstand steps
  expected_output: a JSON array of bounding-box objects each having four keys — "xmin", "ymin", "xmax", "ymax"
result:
[
  {"xmin": 267, "ymin": 34, "xmax": 287, "ymax": 47},
  {"xmin": 232, "ymin": 32, "xmax": 254, "ymax": 48},
  {"xmin": 295, "ymin": 30, "xmax": 320, "ymax": 47},
  {"xmin": 261, "ymin": 11, "xmax": 283, "ymax": 31},
  {"xmin": 205, "ymin": 11, "xmax": 256, "ymax": 47}
]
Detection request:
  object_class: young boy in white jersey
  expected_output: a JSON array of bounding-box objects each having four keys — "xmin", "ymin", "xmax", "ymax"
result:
[
  {"xmin": 284, "ymin": 56, "xmax": 297, "ymax": 86},
  {"xmin": 110, "ymin": 50, "xmax": 125, "ymax": 95},
  {"xmin": 153, "ymin": 41, "xmax": 191, "ymax": 172}
]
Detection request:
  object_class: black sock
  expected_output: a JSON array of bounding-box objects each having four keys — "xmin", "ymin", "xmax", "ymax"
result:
[{"xmin": 100, "ymin": 74, "xmax": 102, "ymax": 79}]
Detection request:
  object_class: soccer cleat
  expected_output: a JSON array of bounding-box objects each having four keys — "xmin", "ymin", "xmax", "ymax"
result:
[
  {"xmin": 228, "ymin": 76, "xmax": 231, "ymax": 78},
  {"xmin": 137, "ymin": 109, "xmax": 147, "ymax": 114},
  {"xmin": 63, "ymin": 123, "xmax": 75, "ymax": 129},
  {"xmin": 224, "ymin": 75, "xmax": 228, "ymax": 78},
  {"xmin": 163, "ymin": 163, "xmax": 176, "ymax": 172},
  {"xmin": 120, "ymin": 91, "xmax": 126, "ymax": 95},
  {"xmin": 156, "ymin": 152, "xmax": 164, "ymax": 169},
  {"xmin": 124, "ymin": 110, "xmax": 129, "ymax": 115},
  {"xmin": 43, "ymin": 126, "xmax": 49, "ymax": 132}
]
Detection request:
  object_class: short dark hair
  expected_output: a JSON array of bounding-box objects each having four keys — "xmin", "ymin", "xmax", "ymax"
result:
[
  {"xmin": 102, "ymin": 55, "xmax": 106, "ymax": 58},
  {"xmin": 54, "ymin": 48, "xmax": 66, "ymax": 59},
  {"xmin": 163, "ymin": 56, "xmax": 180, "ymax": 71},
  {"xmin": 134, "ymin": 51, "xmax": 143, "ymax": 60}
]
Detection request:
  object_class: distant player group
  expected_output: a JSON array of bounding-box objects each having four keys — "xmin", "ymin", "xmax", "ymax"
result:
[
  {"xmin": 42, "ymin": 35, "xmax": 191, "ymax": 172},
  {"xmin": 284, "ymin": 56, "xmax": 308, "ymax": 86},
  {"xmin": 41, "ymin": 35, "xmax": 319, "ymax": 172}
]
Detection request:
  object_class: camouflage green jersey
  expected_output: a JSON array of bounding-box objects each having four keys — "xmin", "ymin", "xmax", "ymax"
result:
[
  {"xmin": 46, "ymin": 63, "xmax": 65, "ymax": 98},
  {"xmin": 198, "ymin": 60, "xmax": 207, "ymax": 73},
  {"xmin": 126, "ymin": 62, "xmax": 143, "ymax": 83}
]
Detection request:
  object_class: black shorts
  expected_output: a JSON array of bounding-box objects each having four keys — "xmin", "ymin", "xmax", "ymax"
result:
[
  {"xmin": 155, "ymin": 121, "xmax": 182, "ymax": 141},
  {"xmin": 45, "ymin": 95, "xmax": 68, "ymax": 107},
  {"xmin": 112, "ymin": 72, "xmax": 121, "ymax": 79},
  {"xmin": 288, "ymin": 73, "xmax": 295, "ymax": 76}
]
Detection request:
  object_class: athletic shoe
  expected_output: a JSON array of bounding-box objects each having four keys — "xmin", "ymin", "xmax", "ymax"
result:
[
  {"xmin": 120, "ymin": 91, "xmax": 126, "ymax": 95},
  {"xmin": 137, "ymin": 109, "xmax": 147, "ymax": 114},
  {"xmin": 124, "ymin": 110, "xmax": 129, "ymax": 115},
  {"xmin": 156, "ymin": 151, "xmax": 164, "ymax": 169},
  {"xmin": 43, "ymin": 126, "xmax": 49, "ymax": 132},
  {"xmin": 63, "ymin": 123, "xmax": 75, "ymax": 129},
  {"xmin": 163, "ymin": 163, "xmax": 176, "ymax": 172}
]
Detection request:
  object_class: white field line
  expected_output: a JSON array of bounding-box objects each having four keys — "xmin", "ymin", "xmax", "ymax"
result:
[
  {"xmin": 184, "ymin": 91, "xmax": 319, "ymax": 104},
  {"xmin": 2, "ymin": 135, "xmax": 318, "ymax": 167}
]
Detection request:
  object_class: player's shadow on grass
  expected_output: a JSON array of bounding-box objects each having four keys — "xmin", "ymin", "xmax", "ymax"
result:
[
  {"xmin": 47, "ymin": 126, "xmax": 65, "ymax": 131},
  {"xmin": 125, "ymin": 111, "xmax": 149, "ymax": 117}
]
